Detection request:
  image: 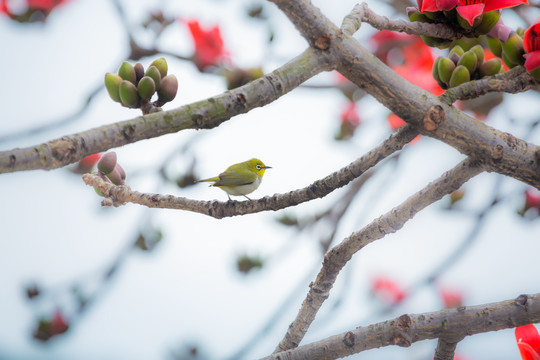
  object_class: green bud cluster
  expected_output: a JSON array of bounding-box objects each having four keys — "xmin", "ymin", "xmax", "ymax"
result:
[
  {"xmin": 408, "ymin": 8, "xmax": 501, "ymax": 49},
  {"xmin": 433, "ymin": 44, "xmax": 504, "ymax": 89},
  {"xmin": 104, "ymin": 58, "xmax": 178, "ymax": 111}
]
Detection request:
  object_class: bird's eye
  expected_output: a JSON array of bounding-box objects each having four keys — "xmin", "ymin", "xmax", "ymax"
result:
[{"xmin": 256, "ymin": 164, "xmax": 261, "ymax": 170}]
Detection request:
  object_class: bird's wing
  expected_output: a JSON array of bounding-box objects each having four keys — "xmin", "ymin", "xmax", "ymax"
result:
[{"xmin": 213, "ymin": 169, "xmax": 257, "ymax": 187}]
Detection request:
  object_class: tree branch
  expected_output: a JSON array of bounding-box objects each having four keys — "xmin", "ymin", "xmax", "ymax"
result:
[
  {"xmin": 0, "ymin": 48, "xmax": 333, "ymax": 174},
  {"xmin": 264, "ymin": 293, "xmax": 540, "ymax": 360},
  {"xmin": 270, "ymin": 0, "xmax": 540, "ymax": 189},
  {"xmin": 434, "ymin": 338, "xmax": 461, "ymax": 360},
  {"xmin": 439, "ymin": 66, "xmax": 538, "ymax": 104},
  {"xmin": 341, "ymin": 2, "xmax": 461, "ymax": 39},
  {"xmin": 82, "ymin": 125, "xmax": 418, "ymax": 218},
  {"xmin": 274, "ymin": 158, "xmax": 483, "ymax": 352}
]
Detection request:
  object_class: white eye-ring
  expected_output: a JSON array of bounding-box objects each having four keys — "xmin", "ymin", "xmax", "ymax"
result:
[{"xmin": 256, "ymin": 164, "xmax": 262, "ymax": 170}]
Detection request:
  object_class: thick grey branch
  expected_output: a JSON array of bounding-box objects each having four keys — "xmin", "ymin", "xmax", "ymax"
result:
[
  {"xmin": 82, "ymin": 125, "xmax": 418, "ymax": 218},
  {"xmin": 270, "ymin": 0, "xmax": 540, "ymax": 189},
  {"xmin": 274, "ymin": 158, "xmax": 483, "ymax": 352},
  {"xmin": 0, "ymin": 48, "xmax": 332, "ymax": 174},
  {"xmin": 264, "ymin": 293, "xmax": 540, "ymax": 360}
]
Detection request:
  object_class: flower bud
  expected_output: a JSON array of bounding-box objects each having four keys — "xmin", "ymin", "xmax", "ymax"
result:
[
  {"xmin": 479, "ymin": 58, "xmax": 502, "ymax": 76},
  {"xmin": 119, "ymin": 80, "xmax": 140, "ymax": 108},
  {"xmin": 150, "ymin": 57, "xmax": 168, "ymax": 78},
  {"xmin": 501, "ymin": 33, "xmax": 525, "ymax": 67},
  {"xmin": 144, "ymin": 65, "xmax": 162, "ymax": 91},
  {"xmin": 106, "ymin": 165, "xmax": 125, "ymax": 185},
  {"xmin": 470, "ymin": 44, "xmax": 485, "ymax": 66},
  {"xmin": 134, "ymin": 62, "xmax": 145, "ymax": 84},
  {"xmin": 437, "ymin": 57, "xmax": 456, "ymax": 86},
  {"xmin": 457, "ymin": 50, "xmax": 478, "ymax": 74},
  {"xmin": 449, "ymin": 45, "xmax": 465, "ymax": 58},
  {"xmin": 118, "ymin": 61, "xmax": 137, "ymax": 84},
  {"xmin": 421, "ymin": 35, "xmax": 451, "ymax": 49},
  {"xmin": 97, "ymin": 152, "xmax": 117, "ymax": 175},
  {"xmin": 104, "ymin": 73, "xmax": 123, "ymax": 103},
  {"xmin": 486, "ymin": 36, "xmax": 502, "ymax": 57},
  {"xmin": 157, "ymin": 74, "xmax": 178, "ymax": 105},
  {"xmin": 474, "ymin": 10, "xmax": 501, "ymax": 34},
  {"xmin": 449, "ymin": 65, "xmax": 470, "ymax": 88},
  {"xmin": 137, "ymin": 76, "xmax": 156, "ymax": 101}
]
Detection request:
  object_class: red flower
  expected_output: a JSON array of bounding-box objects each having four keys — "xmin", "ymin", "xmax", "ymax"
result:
[
  {"xmin": 184, "ymin": 19, "xmax": 228, "ymax": 71},
  {"xmin": 516, "ymin": 324, "xmax": 540, "ymax": 360},
  {"xmin": 417, "ymin": 0, "xmax": 528, "ymax": 26},
  {"xmin": 371, "ymin": 276, "xmax": 406, "ymax": 304},
  {"xmin": 1, "ymin": 0, "xmax": 70, "ymax": 16},
  {"xmin": 525, "ymin": 188, "xmax": 540, "ymax": 209},
  {"xmin": 456, "ymin": 0, "xmax": 528, "ymax": 27},
  {"xmin": 370, "ymin": 31, "xmax": 443, "ymax": 96},
  {"xmin": 340, "ymin": 102, "xmax": 360, "ymax": 126},
  {"xmin": 33, "ymin": 309, "xmax": 69, "ymax": 341},
  {"xmin": 417, "ymin": 0, "xmax": 458, "ymax": 12},
  {"xmin": 336, "ymin": 102, "xmax": 361, "ymax": 140},
  {"xmin": 439, "ymin": 287, "xmax": 463, "ymax": 308},
  {"xmin": 523, "ymin": 21, "xmax": 540, "ymax": 72}
]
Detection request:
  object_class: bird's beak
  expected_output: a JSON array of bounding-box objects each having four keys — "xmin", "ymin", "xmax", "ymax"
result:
[{"xmin": 263, "ymin": 166, "xmax": 272, "ymax": 169}]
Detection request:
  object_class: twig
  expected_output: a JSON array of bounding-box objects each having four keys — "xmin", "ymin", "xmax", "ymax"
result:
[
  {"xmin": 434, "ymin": 338, "xmax": 461, "ymax": 360},
  {"xmin": 341, "ymin": 2, "xmax": 461, "ymax": 39},
  {"xmin": 81, "ymin": 125, "xmax": 419, "ymax": 218},
  {"xmin": 439, "ymin": 66, "xmax": 537, "ymax": 105},
  {"xmin": 0, "ymin": 47, "xmax": 333, "ymax": 174},
  {"xmin": 263, "ymin": 293, "xmax": 540, "ymax": 360},
  {"xmin": 273, "ymin": 158, "xmax": 483, "ymax": 352}
]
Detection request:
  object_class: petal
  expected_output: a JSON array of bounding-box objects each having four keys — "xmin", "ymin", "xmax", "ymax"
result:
[
  {"xmin": 517, "ymin": 342, "xmax": 540, "ymax": 360},
  {"xmin": 456, "ymin": 3, "xmax": 485, "ymax": 26},
  {"xmin": 436, "ymin": 0, "xmax": 458, "ymax": 10},
  {"xmin": 516, "ymin": 325, "xmax": 540, "ymax": 359},
  {"xmin": 524, "ymin": 51, "xmax": 540, "ymax": 71},
  {"xmin": 419, "ymin": 0, "xmax": 440, "ymax": 11},
  {"xmin": 484, "ymin": 0, "xmax": 528, "ymax": 12},
  {"xmin": 524, "ymin": 23, "xmax": 540, "ymax": 53}
]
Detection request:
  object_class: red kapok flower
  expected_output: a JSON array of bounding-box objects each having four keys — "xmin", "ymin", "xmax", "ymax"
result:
[
  {"xmin": 439, "ymin": 287, "xmax": 463, "ymax": 308},
  {"xmin": 516, "ymin": 324, "xmax": 540, "ymax": 360},
  {"xmin": 33, "ymin": 309, "xmax": 70, "ymax": 341},
  {"xmin": 340, "ymin": 102, "xmax": 360, "ymax": 126},
  {"xmin": 371, "ymin": 275, "xmax": 407, "ymax": 304},
  {"xmin": 525, "ymin": 188, "xmax": 540, "ymax": 209},
  {"xmin": 184, "ymin": 19, "xmax": 228, "ymax": 72},
  {"xmin": 523, "ymin": 21, "xmax": 540, "ymax": 73},
  {"xmin": 336, "ymin": 102, "xmax": 361, "ymax": 140},
  {"xmin": 1, "ymin": 0, "xmax": 71, "ymax": 18},
  {"xmin": 456, "ymin": 0, "xmax": 528, "ymax": 27}
]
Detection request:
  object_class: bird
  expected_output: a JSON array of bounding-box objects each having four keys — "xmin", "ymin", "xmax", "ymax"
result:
[{"xmin": 196, "ymin": 158, "xmax": 271, "ymax": 200}]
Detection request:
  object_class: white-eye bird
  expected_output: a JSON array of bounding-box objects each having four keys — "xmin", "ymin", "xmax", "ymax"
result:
[{"xmin": 197, "ymin": 158, "xmax": 271, "ymax": 200}]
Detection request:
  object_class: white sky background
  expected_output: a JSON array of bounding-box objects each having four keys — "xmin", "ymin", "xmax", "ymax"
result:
[{"xmin": 1, "ymin": 0, "xmax": 540, "ymax": 359}]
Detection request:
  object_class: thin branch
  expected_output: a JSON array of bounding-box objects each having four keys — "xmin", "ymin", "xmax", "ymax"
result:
[
  {"xmin": 341, "ymin": 2, "xmax": 461, "ymax": 39},
  {"xmin": 273, "ymin": 158, "xmax": 484, "ymax": 352},
  {"xmin": 263, "ymin": 293, "xmax": 540, "ymax": 360},
  {"xmin": 434, "ymin": 338, "xmax": 461, "ymax": 360},
  {"xmin": 82, "ymin": 125, "xmax": 419, "ymax": 218},
  {"xmin": 0, "ymin": 48, "xmax": 333, "ymax": 174},
  {"xmin": 439, "ymin": 66, "xmax": 538, "ymax": 105}
]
